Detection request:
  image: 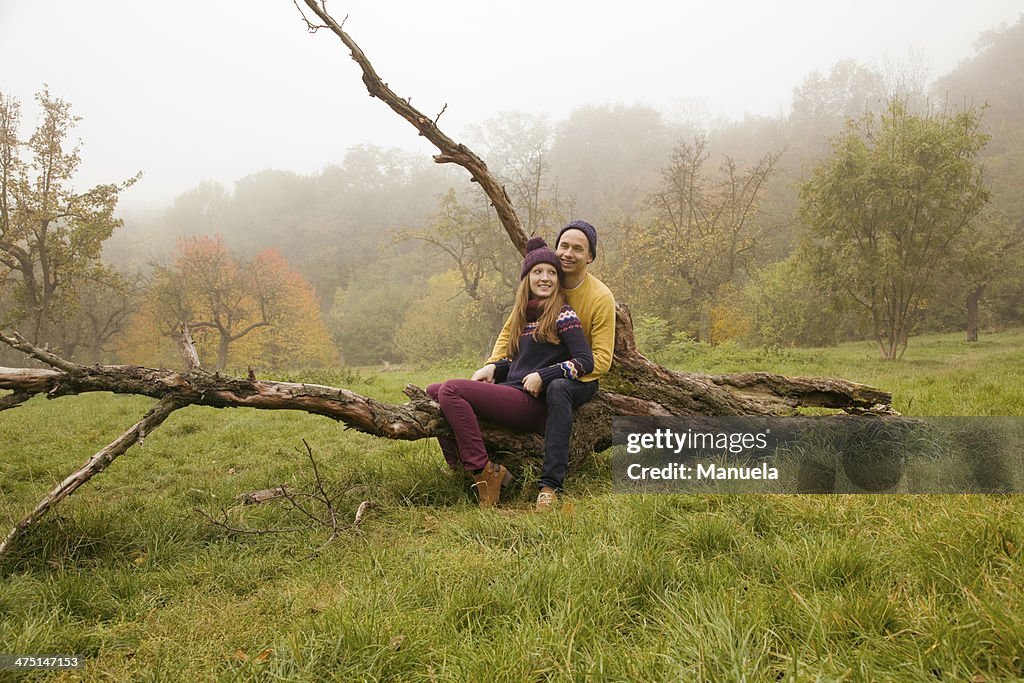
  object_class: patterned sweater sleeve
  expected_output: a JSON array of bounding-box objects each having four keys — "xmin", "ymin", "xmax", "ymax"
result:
[{"xmin": 537, "ymin": 305, "xmax": 594, "ymax": 385}]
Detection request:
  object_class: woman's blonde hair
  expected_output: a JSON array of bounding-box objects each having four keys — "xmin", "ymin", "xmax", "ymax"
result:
[{"xmin": 505, "ymin": 273, "xmax": 566, "ymax": 359}]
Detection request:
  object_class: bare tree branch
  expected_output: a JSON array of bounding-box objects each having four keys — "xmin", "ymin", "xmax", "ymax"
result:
[
  {"xmin": 291, "ymin": 0, "xmax": 328, "ymax": 32},
  {"xmin": 0, "ymin": 395, "xmax": 182, "ymax": 557},
  {"xmin": 0, "ymin": 330, "xmax": 84, "ymax": 375},
  {"xmin": 194, "ymin": 506, "xmax": 308, "ymax": 536},
  {"xmin": 296, "ymin": 0, "xmax": 529, "ymax": 255},
  {"xmin": 301, "ymin": 439, "xmax": 337, "ymax": 533}
]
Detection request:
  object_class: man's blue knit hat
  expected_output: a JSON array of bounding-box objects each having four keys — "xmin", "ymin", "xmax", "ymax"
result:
[{"xmin": 556, "ymin": 219, "xmax": 597, "ymax": 259}]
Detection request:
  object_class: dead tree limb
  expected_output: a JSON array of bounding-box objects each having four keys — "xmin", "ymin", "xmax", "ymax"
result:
[
  {"xmin": 179, "ymin": 322, "xmax": 203, "ymax": 372},
  {"xmin": 0, "ymin": 395, "xmax": 182, "ymax": 557},
  {"xmin": 296, "ymin": 0, "xmax": 529, "ymax": 255},
  {"xmin": 1, "ymin": 309, "xmax": 891, "ymax": 460},
  {"xmin": 0, "ymin": 309, "xmax": 891, "ymax": 559},
  {"xmin": 1, "ymin": 312, "xmax": 890, "ymax": 430}
]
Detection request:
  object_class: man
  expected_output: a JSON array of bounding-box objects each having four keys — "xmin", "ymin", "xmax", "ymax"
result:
[{"xmin": 471, "ymin": 219, "xmax": 616, "ymax": 510}]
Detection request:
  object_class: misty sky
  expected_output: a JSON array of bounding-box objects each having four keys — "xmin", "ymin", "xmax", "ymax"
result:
[{"xmin": 2, "ymin": 1, "xmax": 1020, "ymax": 210}]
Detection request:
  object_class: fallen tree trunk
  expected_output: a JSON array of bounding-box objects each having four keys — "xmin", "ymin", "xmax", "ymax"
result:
[
  {"xmin": 1, "ymin": 308, "xmax": 890, "ymax": 431},
  {"xmin": 0, "ymin": 309, "xmax": 892, "ymax": 562},
  {"xmin": 1, "ymin": 306, "xmax": 891, "ymax": 458}
]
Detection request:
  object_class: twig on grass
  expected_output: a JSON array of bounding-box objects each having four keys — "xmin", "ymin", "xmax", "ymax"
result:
[
  {"xmin": 193, "ymin": 506, "xmax": 306, "ymax": 535},
  {"xmin": 352, "ymin": 500, "xmax": 373, "ymax": 532},
  {"xmin": 193, "ymin": 441, "xmax": 371, "ymax": 552}
]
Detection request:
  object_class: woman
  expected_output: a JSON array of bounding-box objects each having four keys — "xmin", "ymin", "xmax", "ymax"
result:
[{"xmin": 426, "ymin": 237, "xmax": 594, "ymax": 508}]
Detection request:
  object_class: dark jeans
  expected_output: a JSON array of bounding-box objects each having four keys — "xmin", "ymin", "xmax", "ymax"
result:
[
  {"xmin": 426, "ymin": 380, "xmax": 547, "ymax": 471},
  {"xmin": 540, "ymin": 378, "xmax": 599, "ymax": 491}
]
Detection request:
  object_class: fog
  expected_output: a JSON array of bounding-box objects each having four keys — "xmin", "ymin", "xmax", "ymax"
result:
[{"xmin": 2, "ymin": 0, "xmax": 1020, "ymax": 210}]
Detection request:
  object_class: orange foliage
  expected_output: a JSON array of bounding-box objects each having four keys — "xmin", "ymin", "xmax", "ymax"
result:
[{"xmin": 121, "ymin": 237, "xmax": 335, "ymax": 371}]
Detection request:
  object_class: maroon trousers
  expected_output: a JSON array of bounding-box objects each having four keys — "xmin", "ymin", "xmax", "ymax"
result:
[{"xmin": 426, "ymin": 380, "xmax": 547, "ymax": 471}]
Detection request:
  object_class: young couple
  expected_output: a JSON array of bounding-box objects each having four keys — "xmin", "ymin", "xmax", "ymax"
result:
[{"xmin": 427, "ymin": 220, "xmax": 616, "ymax": 510}]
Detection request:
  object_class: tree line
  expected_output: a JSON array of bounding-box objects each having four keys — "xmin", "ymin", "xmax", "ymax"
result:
[{"xmin": 3, "ymin": 18, "xmax": 1023, "ymax": 368}]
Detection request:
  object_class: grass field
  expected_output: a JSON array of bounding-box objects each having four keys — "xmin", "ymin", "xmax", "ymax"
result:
[{"xmin": 1, "ymin": 329, "xmax": 1023, "ymax": 681}]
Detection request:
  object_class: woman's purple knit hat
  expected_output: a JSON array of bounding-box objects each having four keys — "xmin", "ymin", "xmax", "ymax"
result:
[{"xmin": 520, "ymin": 236, "xmax": 563, "ymax": 279}]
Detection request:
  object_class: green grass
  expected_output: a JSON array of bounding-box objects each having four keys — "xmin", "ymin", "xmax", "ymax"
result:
[
  {"xmin": 1, "ymin": 329, "xmax": 1023, "ymax": 681},
  {"xmin": 649, "ymin": 327, "xmax": 1024, "ymax": 415}
]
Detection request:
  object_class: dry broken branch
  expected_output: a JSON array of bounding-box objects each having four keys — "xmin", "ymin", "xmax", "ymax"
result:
[
  {"xmin": 296, "ymin": 0, "xmax": 529, "ymax": 254},
  {"xmin": 352, "ymin": 500, "xmax": 373, "ymax": 531},
  {"xmin": 179, "ymin": 322, "xmax": 203, "ymax": 371},
  {"xmin": 192, "ymin": 441, "xmax": 357, "ymax": 553},
  {"xmin": 0, "ymin": 395, "xmax": 182, "ymax": 556}
]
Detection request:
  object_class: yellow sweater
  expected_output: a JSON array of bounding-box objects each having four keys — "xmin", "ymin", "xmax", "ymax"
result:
[{"xmin": 487, "ymin": 273, "xmax": 616, "ymax": 382}]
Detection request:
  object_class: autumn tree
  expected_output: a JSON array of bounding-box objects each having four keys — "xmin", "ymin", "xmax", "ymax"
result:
[
  {"xmin": 53, "ymin": 265, "xmax": 143, "ymax": 363},
  {"xmin": 230, "ymin": 249, "xmax": 335, "ymax": 371},
  {"xmin": 615, "ymin": 135, "xmax": 780, "ymax": 341},
  {"xmin": 799, "ymin": 100, "xmax": 990, "ymax": 360},
  {"xmin": 0, "ymin": 87, "xmax": 138, "ymax": 352},
  {"xmin": 146, "ymin": 236, "xmax": 330, "ymax": 371}
]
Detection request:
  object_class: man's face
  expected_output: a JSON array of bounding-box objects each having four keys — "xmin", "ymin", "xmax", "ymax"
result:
[{"xmin": 556, "ymin": 229, "xmax": 592, "ymax": 277}]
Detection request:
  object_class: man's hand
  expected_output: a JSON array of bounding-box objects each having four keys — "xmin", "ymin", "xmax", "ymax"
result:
[
  {"xmin": 470, "ymin": 364, "xmax": 496, "ymax": 383},
  {"xmin": 522, "ymin": 372, "xmax": 544, "ymax": 397}
]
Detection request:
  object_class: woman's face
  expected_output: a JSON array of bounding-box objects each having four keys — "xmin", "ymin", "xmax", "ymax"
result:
[{"xmin": 528, "ymin": 264, "xmax": 559, "ymax": 299}]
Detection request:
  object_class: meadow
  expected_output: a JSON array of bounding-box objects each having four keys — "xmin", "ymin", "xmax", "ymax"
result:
[{"xmin": 1, "ymin": 329, "xmax": 1023, "ymax": 681}]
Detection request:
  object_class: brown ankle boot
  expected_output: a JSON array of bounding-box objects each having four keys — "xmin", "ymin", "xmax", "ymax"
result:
[{"xmin": 472, "ymin": 461, "xmax": 512, "ymax": 508}]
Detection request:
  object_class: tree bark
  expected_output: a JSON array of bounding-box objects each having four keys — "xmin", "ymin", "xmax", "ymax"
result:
[{"xmin": 2, "ymin": 307, "xmax": 892, "ymax": 453}]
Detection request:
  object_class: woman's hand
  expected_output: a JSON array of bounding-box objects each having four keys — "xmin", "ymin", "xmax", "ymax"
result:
[
  {"xmin": 522, "ymin": 372, "xmax": 544, "ymax": 397},
  {"xmin": 470, "ymin": 364, "xmax": 495, "ymax": 383}
]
